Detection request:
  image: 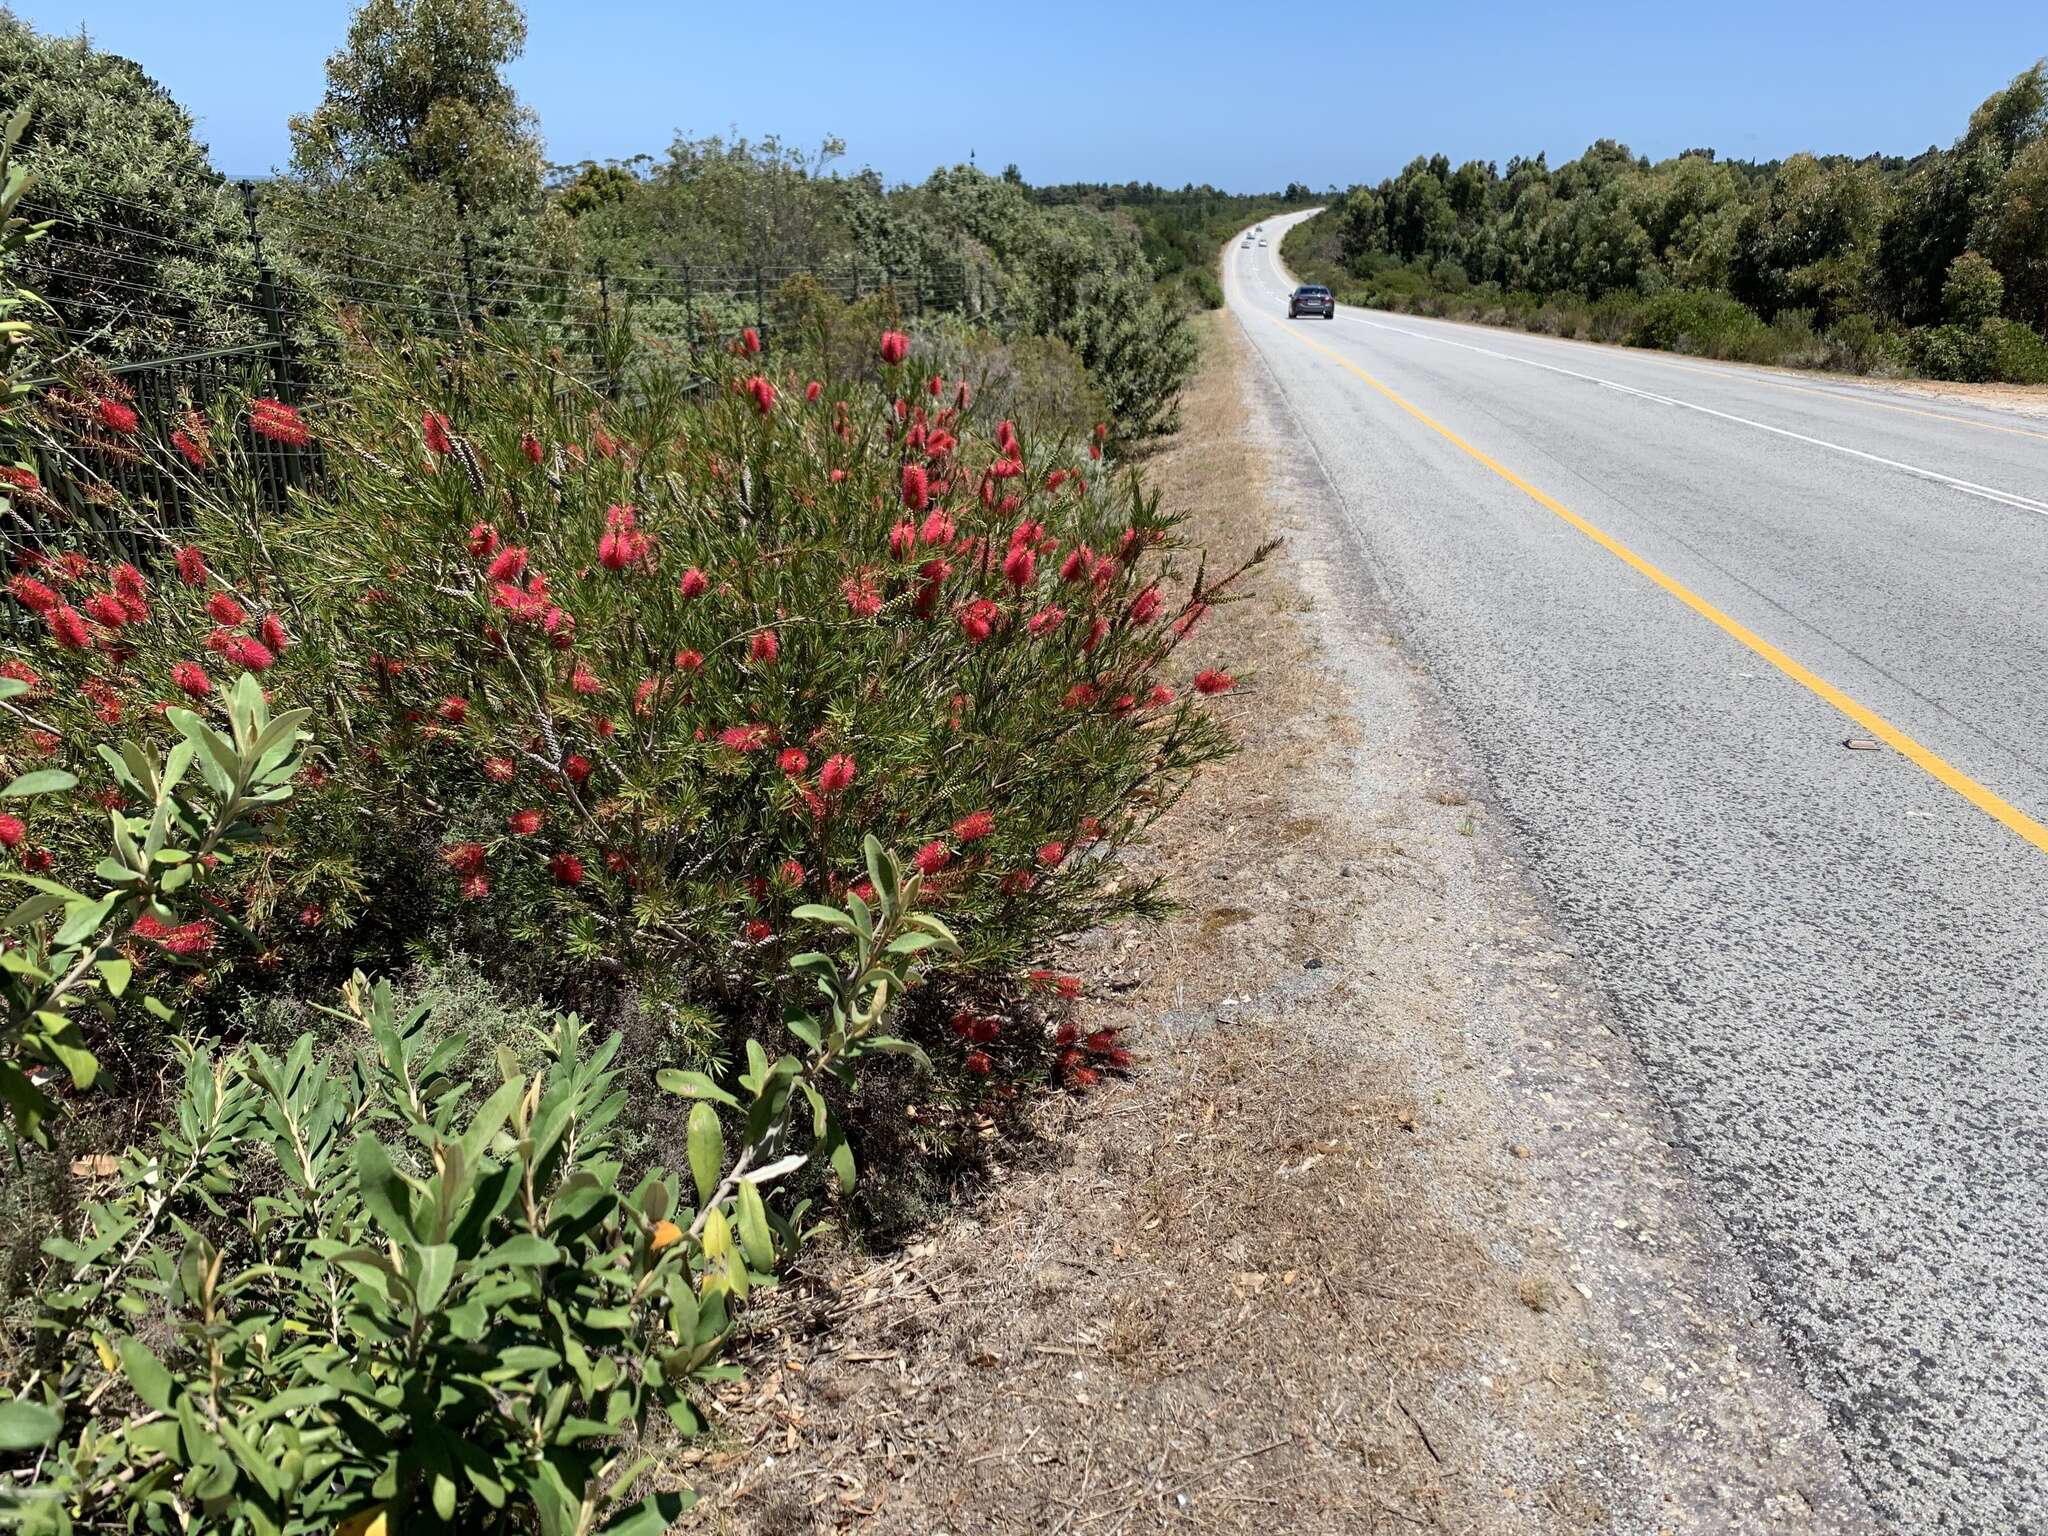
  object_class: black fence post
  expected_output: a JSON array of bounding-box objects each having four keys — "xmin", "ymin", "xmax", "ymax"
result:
[
  {"xmin": 753, "ymin": 268, "xmax": 765, "ymax": 349},
  {"xmin": 455, "ymin": 187, "xmax": 481, "ymax": 332},
  {"xmin": 597, "ymin": 258, "xmax": 611, "ymax": 328},
  {"xmin": 239, "ymin": 180, "xmax": 303, "ymax": 496},
  {"xmin": 681, "ymin": 261, "xmax": 696, "ymax": 357}
]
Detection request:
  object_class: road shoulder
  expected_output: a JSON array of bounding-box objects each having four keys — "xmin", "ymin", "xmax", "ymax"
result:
[{"xmin": 674, "ymin": 310, "xmax": 1884, "ymax": 1535}]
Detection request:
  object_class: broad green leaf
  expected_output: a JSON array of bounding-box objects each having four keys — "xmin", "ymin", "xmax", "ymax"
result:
[
  {"xmin": 599, "ymin": 1490, "xmax": 695, "ymax": 1535},
  {"xmin": 655, "ymin": 1069, "xmax": 739, "ymax": 1109},
  {"xmin": 1, "ymin": 768, "xmax": 76, "ymax": 798},
  {"xmin": 117, "ymin": 1337, "xmax": 176, "ymax": 1413},
  {"xmin": 685, "ymin": 1103, "xmax": 721, "ymax": 1206},
  {"xmin": 0, "ymin": 1397, "xmax": 59, "ymax": 1451},
  {"xmin": 735, "ymin": 1180, "xmax": 774, "ymax": 1272}
]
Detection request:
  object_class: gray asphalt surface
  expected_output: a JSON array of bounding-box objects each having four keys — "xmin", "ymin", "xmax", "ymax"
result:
[{"xmin": 1226, "ymin": 212, "xmax": 2048, "ymax": 1534}]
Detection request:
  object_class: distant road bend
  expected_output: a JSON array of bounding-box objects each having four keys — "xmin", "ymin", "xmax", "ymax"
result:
[{"xmin": 1228, "ymin": 212, "xmax": 2048, "ymax": 1532}]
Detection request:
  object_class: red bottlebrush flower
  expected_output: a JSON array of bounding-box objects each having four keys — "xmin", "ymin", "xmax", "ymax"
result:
[
  {"xmin": 919, "ymin": 508, "xmax": 954, "ymax": 546},
  {"xmin": 437, "ymin": 695, "xmax": 469, "ymax": 723},
  {"xmin": 569, "ymin": 662, "xmax": 603, "ymax": 695},
  {"xmin": 482, "ymin": 756, "xmax": 517, "ymax": 783},
  {"xmin": 741, "ymin": 327, "xmax": 761, "ymax": 356},
  {"xmin": 0, "ymin": 814, "xmax": 22, "ymax": 848},
  {"xmin": 1068, "ymin": 1063, "xmax": 1101, "ymax": 1088},
  {"xmin": 422, "ymin": 410, "xmax": 453, "ymax": 456},
  {"xmin": 206, "ymin": 591, "xmax": 247, "ymax": 626},
  {"xmin": 889, "ymin": 520, "xmax": 916, "ymax": 559},
  {"xmin": 171, "ymin": 429, "xmax": 208, "ymax": 467},
  {"xmin": 1088, "ymin": 443, "xmax": 1102, "ymax": 461},
  {"xmin": 842, "ymin": 572, "xmax": 882, "ymax": 618},
  {"xmin": 818, "ymin": 753, "xmax": 857, "ymax": 793},
  {"xmin": 593, "ymin": 714, "xmax": 616, "ymax": 738},
  {"xmin": 260, "ymin": 613, "xmax": 289, "ymax": 653},
  {"xmin": 830, "ymin": 467, "xmax": 847, "ymax": 483},
  {"xmin": 1194, "ymin": 669, "xmax": 1236, "ymax": 695},
  {"xmin": 678, "ymin": 567, "xmax": 708, "ymax": 599},
  {"xmin": 0, "ymin": 466, "xmax": 39, "ymax": 493},
  {"xmin": 999, "ymin": 869, "xmax": 1037, "ymax": 895},
  {"xmin": 549, "ymin": 851, "xmax": 585, "ymax": 885},
  {"xmin": 749, "ymin": 629, "xmax": 779, "ymax": 664},
  {"xmin": 226, "ymin": 636, "xmax": 275, "ymax": 672},
  {"xmin": 1002, "ymin": 544, "xmax": 1035, "ymax": 588},
  {"xmin": 1062, "ymin": 682, "xmax": 1098, "ymax": 711},
  {"xmin": 468, "ymin": 522, "xmax": 500, "ymax": 557},
  {"xmin": 26, "ymin": 730, "xmax": 57, "ymax": 756},
  {"xmin": 507, "ymin": 808, "xmax": 544, "ymax": 835},
  {"xmin": 741, "ymin": 918, "xmax": 773, "ymax": 944},
  {"xmin": 562, "ymin": 753, "xmax": 592, "ymax": 784},
  {"xmin": 744, "ymin": 374, "xmax": 778, "ymax": 414},
  {"xmin": 171, "ymin": 661, "xmax": 211, "ymax": 697},
  {"xmin": 442, "ymin": 841, "xmax": 487, "ymax": 876},
  {"xmin": 18, "ymin": 846, "xmax": 51, "ymax": 872},
  {"xmin": 8, "ymin": 575, "xmax": 59, "ymax": 614},
  {"xmin": 912, "ymin": 840, "xmax": 950, "ymax": 875},
  {"xmin": 879, "ymin": 330, "xmax": 909, "ymax": 366},
  {"xmin": 593, "ymin": 429, "xmax": 618, "ymax": 459},
  {"xmin": 56, "ymin": 552, "xmax": 91, "ymax": 582},
  {"xmin": 487, "ymin": 546, "xmax": 528, "ymax": 582},
  {"xmin": 996, "ymin": 419, "xmax": 1017, "ymax": 452},
  {"xmin": 806, "ymin": 379, "xmax": 823, "ymax": 402},
  {"xmin": 96, "ymin": 396, "xmax": 139, "ymax": 435},
  {"xmin": 112, "ymin": 562, "xmax": 145, "ymax": 599},
  {"xmin": 1046, "ymin": 468, "xmax": 1067, "ymax": 491},
  {"xmin": 958, "ymin": 598, "xmax": 999, "ymax": 644},
  {"xmin": 1037, "ymin": 841, "xmax": 1065, "ymax": 867},
  {"xmin": 1026, "ymin": 605, "xmax": 1065, "ymax": 637},
  {"xmin": 249, "ymin": 398, "xmax": 310, "ymax": 446},
  {"xmin": 1172, "ymin": 602, "xmax": 1209, "ymax": 638},
  {"xmin": 964, "ymin": 1051, "xmax": 992, "ymax": 1076},
  {"xmin": 1130, "ymin": 585, "xmax": 1162, "ymax": 624},
  {"xmin": 0, "ymin": 659, "xmax": 38, "ymax": 691},
  {"xmin": 1059, "ymin": 546, "xmax": 1093, "ymax": 583},
  {"xmin": 778, "ymin": 858, "xmax": 805, "ymax": 886},
  {"xmin": 461, "ymin": 873, "xmax": 490, "ymax": 901},
  {"xmin": 1081, "ymin": 617, "xmax": 1109, "ymax": 653},
  {"xmin": 1147, "ymin": 684, "xmax": 1176, "ymax": 707},
  {"xmin": 1094, "ymin": 422, "xmax": 1108, "ymax": 441},
  {"xmin": 674, "ymin": 648, "xmax": 704, "ymax": 672},
  {"xmin": 971, "ymin": 1016, "xmax": 1002, "ymax": 1043},
  {"xmin": 521, "ymin": 431, "xmax": 543, "ymax": 464},
  {"xmin": 953, "ymin": 810, "xmax": 994, "ymax": 843},
  {"xmin": 46, "ymin": 604, "xmax": 90, "ymax": 650},
  {"xmin": 298, "ymin": 903, "xmax": 323, "ymax": 928},
  {"xmin": 778, "ymin": 747, "xmax": 810, "ymax": 776},
  {"xmin": 83, "ymin": 592, "xmax": 128, "ymax": 628},
  {"xmin": 633, "ymin": 677, "xmax": 661, "ymax": 717},
  {"xmin": 174, "ymin": 545, "xmax": 208, "ymax": 587},
  {"xmin": 950, "ymin": 1010, "xmax": 977, "ymax": 1038},
  {"xmin": 901, "ymin": 462, "xmax": 929, "ymax": 512},
  {"xmin": 928, "ymin": 374, "xmax": 944, "ymax": 398},
  {"xmin": 718, "ymin": 724, "xmax": 769, "ymax": 753}
]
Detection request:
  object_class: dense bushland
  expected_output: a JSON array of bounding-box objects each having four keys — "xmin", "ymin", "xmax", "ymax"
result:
[{"xmin": 1285, "ymin": 61, "xmax": 2048, "ymax": 383}]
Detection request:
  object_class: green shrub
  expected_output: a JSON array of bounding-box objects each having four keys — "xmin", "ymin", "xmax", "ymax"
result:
[
  {"xmin": 1986, "ymin": 316, "xmax": 2048, "ymax": 383},
  {"xmin": 7, "ymin": 842, "xmax": 955, "ymax": 1533},
  {"xmin": 1625, "ymin": 288, "xmax": 1769, "ymax": 357}
]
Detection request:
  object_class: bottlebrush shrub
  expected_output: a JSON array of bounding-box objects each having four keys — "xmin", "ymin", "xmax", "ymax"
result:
[
  {"xmin": 9, "ymin": 846, "xmax": 958, "ymax": 1534},
  {"xmin": 8, "ymin": 316, "xmax": 1267, "ymax": 1079}
]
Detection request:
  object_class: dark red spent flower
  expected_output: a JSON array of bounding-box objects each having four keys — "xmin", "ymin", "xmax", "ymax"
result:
[
  {"xmin": 964, "ymin": 1051, "xmax": 992, "ymax": 1076},
  {"xmin": 437, "ymin": 695, "xmax": 469, "ymax": 724},
  {"xmin": 0, "ymin": 814, "xmax": 23, "ymax": 849},
  {"xmin": 522, "ymin": 431, "xmax": 543, "ymax": 464},
  {"xmin": 461, "ymin": 873, "xmax": 490, "ymax": 901},
  {"xmin": 674, "ymin": 648, "xmax": 704, "ymax": 672},
  {"xmin": 206, "ymin": 591, "xmax": 247, "ymax": 626},
  {"xmin": 249, "ymin": 398, "xmax": 310, "ymax": 446},
  {"xmin": 741, "ymin": 918, "xmax": 773, "ymax": 944},
  {"xmin": 482, "ymin": 756, "xmax": 517, "ymax": 783},
  {"xmin": 879, "ymin": 330, "xmax": 909, "ymax": 366},
  {"xmin": 442, "ymin": 840, "xmax": 488, "ymax": 877},
  {"xmin": 1194, "ymin": 669, "xmax": 1236, "ymax": 695},
  {"xmin": 953, "ymin": 810, "xmax": 995, "ymax": 843},
  {"xmin": 175, "ymin": 545, "xmax": 208, "ymax": 587},
  {"xmin": 678, "ymin": 567, "xmax": 708, "ymax": 599},
  {"xmin": 901, "ymin": 462, "xmax": 929, "ymax": 512},
  {"xmin": 422, "ymin": 410, "xmax": 453, "ymax": 456},
  {"xmin": 171, "ymin": 660, "xmax": 211, "ymax": 697},
  {"xmin": 46, "ymin": 604, "xmax": 90, "ymax": 651},
  {"xmin": 818, "ymin": 753, "xmax": 857, "ymax": 794},
  {"xmin": 506, "ymin": 808, "xmax": 544, "ymax": 836},
  {"xmin": 299, "ymin": 903, "xmax": 324, "ymax": 928},
  {"xmin": 549, "ymin": 852, "xmax": 585, "ymax": 885},
  {"xmin": 96, "ymin": 397, "xmax": 139, "ymax": 435}
]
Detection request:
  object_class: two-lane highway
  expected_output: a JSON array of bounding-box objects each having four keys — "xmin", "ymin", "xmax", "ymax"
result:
[{"xmin": 1228, "ymin": 213, "xmax": 2048, "ymax": 1532}]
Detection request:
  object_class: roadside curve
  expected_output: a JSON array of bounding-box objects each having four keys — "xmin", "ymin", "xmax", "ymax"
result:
[{"xmin": 1231, "ymin": 212, "xmax": 2048, "ymax": 1532}]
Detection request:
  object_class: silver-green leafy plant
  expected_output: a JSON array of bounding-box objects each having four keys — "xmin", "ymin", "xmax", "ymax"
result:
[
  {"xmin": 0, "ymin": 672, "xmax": 310, "ymax": 1142},
  {"xmin": 6, "ymin": 838, "xmax": 955, "ymax": 1536}
]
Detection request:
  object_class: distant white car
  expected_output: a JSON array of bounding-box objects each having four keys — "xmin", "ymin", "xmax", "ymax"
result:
[{"xmin": 1259, "ymin": 240, "xmax": 1269, "ymax": 247}]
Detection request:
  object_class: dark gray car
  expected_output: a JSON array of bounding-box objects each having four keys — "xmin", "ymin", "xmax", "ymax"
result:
[{"xmin": 1288, "ymin": 284, "xmax": 1335, "ymax": 319}]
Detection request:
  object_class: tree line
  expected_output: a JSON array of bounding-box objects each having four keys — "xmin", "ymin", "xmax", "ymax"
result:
[{"xmin": 1289, "ymin": 62, "xmax": 2048, "ymax": 382}]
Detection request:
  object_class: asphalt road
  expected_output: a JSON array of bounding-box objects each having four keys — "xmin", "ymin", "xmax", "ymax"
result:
[{"xmin": 1226, "ymin": 213, "xmax": 2048, "ymax": 1533}]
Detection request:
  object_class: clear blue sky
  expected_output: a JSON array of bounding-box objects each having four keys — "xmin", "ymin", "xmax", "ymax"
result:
[{"xmin": 17, "ymin": 1, "xmax": 2045, "ymax": 189}]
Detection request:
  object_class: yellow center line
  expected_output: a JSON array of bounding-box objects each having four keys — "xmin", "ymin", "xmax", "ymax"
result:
[{"xmin": 1264, "ymin": 314, "xmax": 2048, "ymax": 857}]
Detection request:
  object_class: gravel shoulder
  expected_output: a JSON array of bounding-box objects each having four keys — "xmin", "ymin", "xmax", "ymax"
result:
[{"xmin": 672, "ymin": 311, "xmax": 1883, "ymax": 1535}]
